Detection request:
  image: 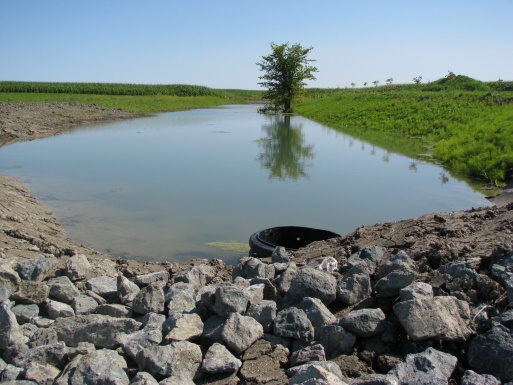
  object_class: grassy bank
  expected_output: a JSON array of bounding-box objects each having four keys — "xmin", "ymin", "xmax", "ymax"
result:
[{"xmin": 295, "ymin": 76, "xmax": 513, "ymax": 186}]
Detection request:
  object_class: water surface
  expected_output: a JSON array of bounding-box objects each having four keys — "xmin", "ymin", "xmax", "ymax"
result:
[{"xmin": 0, "ymin": 104, "xmax": 490, "ymax": 264}]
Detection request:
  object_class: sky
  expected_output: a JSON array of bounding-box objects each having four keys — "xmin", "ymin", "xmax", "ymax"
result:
[{"xmin": 1, "ymin": 1, "xmax": 512, "ymax": 90}]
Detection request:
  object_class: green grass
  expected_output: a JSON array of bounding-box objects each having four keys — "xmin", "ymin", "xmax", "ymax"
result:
[{"xmin": 295, "ymin": 77, "xmax": 513, "ymax": 185}]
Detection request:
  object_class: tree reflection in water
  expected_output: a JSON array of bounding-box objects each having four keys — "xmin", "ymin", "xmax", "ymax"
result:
[{"xmin": 257, "ymin": 115, "xmax": 315, "ymax": 180}]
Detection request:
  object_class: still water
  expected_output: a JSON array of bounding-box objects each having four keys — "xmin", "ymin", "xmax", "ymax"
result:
[{"xmin": 0, "ymin": 104, "xmax": 491, "ymax": 264}]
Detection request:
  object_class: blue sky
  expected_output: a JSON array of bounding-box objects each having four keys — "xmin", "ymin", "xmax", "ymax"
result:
[{"xmin": 1, "ymin": 1, "xmax": 512, "ymax": 89}]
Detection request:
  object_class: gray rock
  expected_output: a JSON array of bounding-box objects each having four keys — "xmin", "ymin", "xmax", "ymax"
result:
[
  {"xmin": 86, "ymin": 276, "xmax": 118, "ymax": 297},
  {"xmin": 172, "ymin": 264, "xmax": 214, "ymax": 290},
  {"xmin": 290, "ymin": 344, "xmax": 326, "ymax": 366},
  {"xmin": 132, "ymin": 282, "xmax": 165, "ymax": 315},
  {"xmin": 11, "ymin": 342, "xmax": 68, "ymax": 370},
  {"xmin": 348, "ymin": 246, "xmax": 386, "ymax": 272},
  {"xmin": 65, "ymin": 254, "xmax": 92, "ymax": 281},
  {"xmin": 198, "ymin": 315, "xmax": 225, "ymax": 346},
  {"xmin": 117, "ymin": 275, "xmax": 140, "ymax": 305},
  {"xmin": 0, "ymin": 301, "xmax": 26, "ymax": 350},
  {"xmin": 163, "ymin": 313, "xmax": 203, "ymax": 342},
  {"xmin": 129, "ymin": 372, "xmax": 159, "ymax": 385},
  {"xmin": 273, "ymin": 262, "xmax": 290, "ymax": 273},
  {"xmin": 52, "ymin": 314, "xmax": 141, "ymax": 348},
  {"xmin": 400, "ymin": 282, "xmax": 434, "ymax": 301},
  {"xmin": 0, "ymin": 265, "xmax": 20, "ymax": 302},
  {"xmin": 287, "ymin": 361, "xmax": 344, "ymax": 381},
  {"xmin": 96, "ymin": 304, "xmax": 134, "ymax": 318},
  {"xmin": 339, "ymin": 308, "xmax": 386, "ymax": 337},
  {"xmin": 336, "ymin": 264, "xmax": 371, "ymax": 305},
  {"xmin": 281, "ymin": 267, "xmax": 337, "ymax": 307},
  {"xmin": 377, "ymin": 251, "xmax": 414, "ymax": 278},
  {"xmin": 165, "ymin": 282, "xmax": 197, "ymax": 314},
  {"xmin": 116, "ymin": 328, "xmax": 163, "ymax": 361},
  {"xmin": 71, "ymin": 295, "xmax": 98, "ymax": 315},
  {"xmin": 375, "ymin": 267, "xmax": 416, "ymax": 298},
  {"xmin": 28, "ymin": 328, "xmax": 58, "ymax": 348},
  {"xmin": 272, "ymin": 246, "xmax": 290, "ymax": 263},
  {"xmin": 69, "ymin": 349, "xmax": 129, "ymax": 385},
  {"xmin": 23, "ymin": 361, "xmax": 60, "ymax": 385},
  {"xmin": 308, "ymin": 256, "xmax": 339, "ymax": 274},
  {"xmin": 11, "ymin": 304, "xmax": 39, "ymax": 325},
  {"xmin": 274, "ymin": 307, "xmax": 314, "ymax": 342},
  {"xmin": 233, "ymin": 257, "xmax": 275, "ymax": 280},
  {"xmin": 45, "ymin": 300, "xmax": 75, "ymax": 319},
  {"xmin": 221, "ymin": 312, "xmax": 264, "ymax": 354},
  {"xmin": 388, "ymin": 347, "xmax": 457, "ymax": 385},
  {"xmin": 197, "ymin": 284, "xmax": 217, "ymax": 313},
  {"xmin": 135, "ymin": 341, "xmax": 202, "ymax": 380},
  {"xmin": 393, "ymin": 296, "xmax": 471, "ymax": 341},
  {"xmin": 246, "ymin": 300, "xmax": 277, "ymax": 333},
  {"xmin": 245, "ymin": 283, "xmax": 265, "ymax": 305},
  {"xmin": 159, "ymin": 376, "xmax": 195, "ymax": 385},
  {"xmin": 16, "ymin": 255, "xmax": 56, "ymax": 281},
  {"xmin": 297, "ymin": 297, "xmax": 337, "ymax": 329},
  {"xmin": 212, "ymin": 284, "xmax": 250, "ymax": 318},
  {"xmin": 289, "ymin": 364, "xmax": 348, "ymax": 385},
  {"xmin": 1, "ymin": 364, "xmax": 24, "ymax": 381},
  {"xmin": 239, "ymin": 339, "xmax": 289, "ymax": 384},
  {"xmin": 273, "ymin": 262, "xmax": 298, "ymax": 295},
  {"xmin": 85, "ymin": 289, "xmax": 107, "ymax": 305},
  {"xmin": 468, "ymin": 325, "xmax": 513, "ymax": 382},
  {"xmin": 141, "ymin": 312, "xmax": 166, "ymax": 330},
  {"xmin": 249, "ymin": 277, "xmax": 280, "ymax": 302},
  {"xmin": 202, "ymin": 342, "xmax": 242, "ymax": 374},
  {"xmin": 461, "ymin": 370, "xmax": 501, "ymax": 385},
  {"xmin": 10, "ymin": 280, "xmax": 49, "ymax": 304},
  {"xmin": 134, "ymin": 271, "xmax": 169, "ymax": 287},
  {"xmin": 317, "ymin": 324, "xmax": 356, "ymax": 358},
  {"xmin": 47, "ymin": 276, "xmax": 80, "ymax": 304}
]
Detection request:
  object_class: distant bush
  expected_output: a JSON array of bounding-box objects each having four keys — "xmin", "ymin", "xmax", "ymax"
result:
[{"xmin": 423, "ymin": 72, "xmax": 490, "ymax": 92}]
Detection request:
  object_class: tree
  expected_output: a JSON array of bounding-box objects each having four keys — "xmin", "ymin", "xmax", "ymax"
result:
[{"xmin": 257, "ymin": 42, "xmax": 318, "ymax": 113}]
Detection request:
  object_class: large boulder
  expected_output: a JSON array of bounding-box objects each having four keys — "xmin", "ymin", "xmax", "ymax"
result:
[
  {"xmin": 339, "ymin": 308, "xmax": 386, "ymax": 338},
  {"xmin": 212, "ymin": 285, "xmax": 249, "ymax": 318},
  {"xmin": 163, "ymin": 313, "xmax": 203, "ymax": 342},
  {"xmin": 17, "ymin": 255, "xmax": 57, "ymax": 281},
  {"xmin": 201, "ymin": 342, "xmax": 242, "ymax": 374},
  {"xmin": 0, "ymin": 301, "xmax": 26, "ymax": 350},
  {"xmin": 132, "ymin": 282, "xmax": 165, "ymax": 315},
  {"xmin": 10, "ymin": 280, "xmax": 49, "ymax": 304},
  {"xmin": 274, "ymin": 307, "xmax": 314, "ymax": 342},
  {"xmin": 0, "ymin": 265, "xmax": 21, "ymax": 302},
  {"xmin": 281, "ymin": 267, "xmax": 337, "ymax": 307},
  {"xmin": 65, "ymin": 254, "xmax": 92, "ymax": 281},
  {"xmin": 47, "ymin": 276, "xmax": 80, "ymax": 304},
  {"xmin": 221, "ymin": 312, "xmax": 264, "ymax": 354},
  {"xmin": 336, "ymin": 265, "xmax": 371, "ymax": 305}
]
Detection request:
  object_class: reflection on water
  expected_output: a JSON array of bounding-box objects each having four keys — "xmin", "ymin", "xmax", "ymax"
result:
[
  {"xmin": 257, "ymin": 115, "xmax": 315, "ymax": 181},
  {"xmin": 0, "ymin": 104, "xmax": 491, "ymax": 264}
]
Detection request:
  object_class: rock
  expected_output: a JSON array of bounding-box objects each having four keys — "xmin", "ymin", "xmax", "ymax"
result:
[
  {"xmin": 141, "ymin": 312, "xmax": 166, "ymax": 330},
  {"xmin": 95, "ymin": 304, "xmax": 134, "ymax": 318},
  {"xmin": 467, "ymin": 325, "xmax": 513, "ymax": 382},
  {"xmin": 377, "ymin": 251, "xmax": 414, "ymax": 278},
  {"xmin": 274, "ymin": 307, "xmax": 314, "ymax": 342},
  {"xmin": 336, "ymin": 265, "xmax": 371, "ymax": 305},
  {"xmin": 273, "ymin": 262, "xmax": 298, "ymax": 295},
  {"xmin": 198, "ymin": 315, "xmax": 225, "ymax": 346},
  {"xmin": 290, "ymin": 344, "xmax": 326, "ymax": 366},
  {"xmin": 239, "ymin": 339, "xmax": 289, "ymax": 384},
  {"xmin": 116, "ymin": 328, "xmax": 163, "ymax": 361},
  {"xmin": 68, "ymin": 349, "xmax": 129, "ymax": 385},
  {"xmin": 85, "ymin": 276, "xmax": 118, "ymax": 297},
  {"xmin": 132, "ymin": 282, "xmax": 165, "ymax": 315},
  {"xmin": 197, "ymin": 285, "xmax": 217, "ymax": 313},
  {"xmin": 244, "ymin": 283, "xmax": 265, "ymax": 305},
  {"xmin": 348, "ymin": 246, "xmax": 386, "ymax": 272},
  {"xmin": 339, "ymin": 308, "xmax": 386, "ymax": 338},
  {"xmin": 461, "ymin": 370, "xmax": 501, "ymax": 385},
  {"xmin": 85, "ymin": 290, "xmax": 107, "ymax": 305},
  {"xmin": 16, "ymin": 255, "xmax": 56, "ymax": 281},
  {"xmin": 1, "ymin": 364, "xmax": 24, "ymax": 381},
  {"xmin": 52, "ymin": 314, "xmax": 141, "ymax": 348},
  {"xmin": 202, "ymin": 343, "xmax": 242, "ymax": 374},
  {"xmin": 388, "ymin": 347, "xmax": 457, "ymax": 385},
  {"xmin": 289, "ymin": 364, "xmax": 348, "ymax": 385},
  {"xmin": 28, "ymin": 328, "xmax": 58, "ymax": 348},
  {"xmin": 163, "ymin": 313, "xmax": 203, "ymax": 342},
  {"xmin": 45, "ymin": 300, "xmax": 75, "ymax": 319},
  {"xmin": 135, "ymin": 341, "xmax": 202, "ymax": 381},
  {"xmin": 399, "ymin": 282, "xmax": 434, "ymax": 301},
  {"xmin": 287, "ymin": 361, "xmax": 344, "ymax": 381},
  {"xmin": 272, "ymin": 246, "xmax": 290, "ymax": 263},
  {"xmin": 249, "ymin": 277, "xmax": 280, "ymax": 302},
  {"xmin": 297, "ymin": 297, "xmax": 337, "ymax": 329},
  {"xmin": 11, "ymin": 304, "xmax": 39, "ymax": 325},
  {"xmin": 281, "ymin": 267, "xmax": 337, "ymax": 307},
  {"xmin": 246, "ymin": 300, "xmax": 276, "ymax": 333},
  {"xmin": 117, "ymin": 275, "xmax": 140, "ymax": 306},
  {"xmin": 47, "ymin": 276, "xmax": 80, "ymax": 304},
  {"xmin": 393, "ymin": 296, "xmax": 471, "ymax": 341},
  {"xmin": 65, "ymin": 254, "xmax": 92, "ymax": 281},
  {"xmin": 11, "ymin": 342, "xmax": 68, "ymax": 370},
  {"xmin": 375, "ymin": 267, "xmax": 416, "ymax": 298},
  {"xmin": 221, "ymin": 312, "xmax": 264, "ymax": 354},
  {"xmin": 129, "ymin": 371, "xmax": 159, "ymax": 385},
  {"xmin": 172, "ymin": 265, "xmax": 214, "ymax": 290},
  {"xmin": 0, "ymin": 265, "xmax": 20, "ymax": 302},
  {"xmin": 10, "ymin": 280, "xmax": 49, "ymax": 304},
  {"xmin": 0, "ymin": 301, "xmax": 26, "ymax": 350},
  {"xmin": 308, "ymin": 256, "xmax": 339, "ymax": 274},
  {"xmin": 317, "ymin": 325, "xmax": 356, "ymax": 358},
  {"xmin": 165, "ymin": 282, "xmax": 197, "ymax": 315},
  {"xmin": 232, "ymin": 257, "xmax": 275, "ymax": 280},
  {"xmin": 212, "ymin": 285, "xmax": 249, "ymax": 318},
  {"xmin": 23, "ymin": 361, "xmax": 60, "ymax": 385},
  {"xmin": 134, "ymin": 271, "xmax": 169, "ymax": 287},
  {"xmin": 71, "ymin": 295, "xmax": 98, "ymax": 315}
]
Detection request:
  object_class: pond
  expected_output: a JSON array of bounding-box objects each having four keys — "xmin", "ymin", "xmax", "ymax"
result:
[{"xmin": 0, "ymin": 104, "xmax": 491, "ymax": 264}]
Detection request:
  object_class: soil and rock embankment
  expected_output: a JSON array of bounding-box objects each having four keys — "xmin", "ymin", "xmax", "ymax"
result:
[{"xmin": 1, "ymin": 102, "xmax": 513, "ymax": 384}]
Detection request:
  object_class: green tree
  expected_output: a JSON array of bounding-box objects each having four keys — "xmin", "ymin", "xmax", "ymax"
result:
[{"xmin": 257, "ymin": 42, "xmax": 318, "ymax": 113}]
